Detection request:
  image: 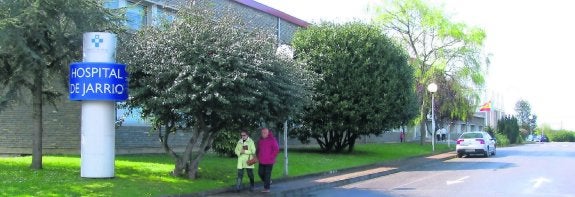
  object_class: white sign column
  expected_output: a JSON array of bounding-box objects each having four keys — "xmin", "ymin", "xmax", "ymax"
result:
[
  {"xmin": 83, "ymin": 32, "xmax": 115, "ymax": 178},
  {"xmin": 70, "ymin": 32, "xmax": 128, "ymax": 178}
]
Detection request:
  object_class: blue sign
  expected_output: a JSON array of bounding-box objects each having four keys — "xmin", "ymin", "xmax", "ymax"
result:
[{"xmin": 69, "ymin": 62, "xmax": 128, "ymax": 101}]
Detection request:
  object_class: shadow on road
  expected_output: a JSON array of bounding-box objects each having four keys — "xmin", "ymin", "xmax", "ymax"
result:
[
  {"xmin": 307, "ymin": 187, "xmax": 393, "ymax": 197},
  {"xmin": 410, "ymin": 160, "xmax": 518, "ymax": 172}
]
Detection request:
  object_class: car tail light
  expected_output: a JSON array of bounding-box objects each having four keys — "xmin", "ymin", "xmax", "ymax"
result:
[
  {"xmin": 476, "ymin": 139, "xmax": 485, "ymax": 144},
  {"xmin": 456, "ymin": 139, "xmax": 464, "ymax": 144}
]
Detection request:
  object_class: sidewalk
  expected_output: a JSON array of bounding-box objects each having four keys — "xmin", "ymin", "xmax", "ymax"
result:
[{"xmin": 182, "ymin": 151, "xmax": 456, "ymax": 197}]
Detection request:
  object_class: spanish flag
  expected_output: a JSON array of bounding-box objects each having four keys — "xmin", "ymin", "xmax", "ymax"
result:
[{"xmin": 479, "ymin": 101, "xmax": 491, "ymax": 112}]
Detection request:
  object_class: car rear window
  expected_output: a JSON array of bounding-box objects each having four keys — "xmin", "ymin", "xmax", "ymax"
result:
[{"xmin": 461, "ymin": 133, "xmax": 483, "ymax": 138}]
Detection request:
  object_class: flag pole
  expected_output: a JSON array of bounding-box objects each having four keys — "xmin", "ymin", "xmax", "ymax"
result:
[
  {"xmin": 480, "ymin": 100, "xmax": 491, "ymax": 130},
  {"xmin": 484, "ymin": 110, "xmax": 488, "ymax": 129}
]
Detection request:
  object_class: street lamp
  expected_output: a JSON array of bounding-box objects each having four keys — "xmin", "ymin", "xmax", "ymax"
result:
[
  {"xmin": 277, "ymin": 44, "xmax": 294, "ymax": 177},
  {"xmin": 528, "ymin": 115, "xmax": 534, "ymax": 140},
  {"xmin": 427, "ymin": 83, "xmax": 438, "ymax": 152},
  {"xmin": 448, "ymin": 121, "xmax": 453, "ymax": 148}
]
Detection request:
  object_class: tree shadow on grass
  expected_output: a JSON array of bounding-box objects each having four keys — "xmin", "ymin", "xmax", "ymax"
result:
[{"xmin": 288, "ymin": 147, "xmax": 379, "ymax": 156}]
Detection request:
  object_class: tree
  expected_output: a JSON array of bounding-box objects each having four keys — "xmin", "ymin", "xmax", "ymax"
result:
[
  {"xmin": 433, "ymin": 73, "xmax": 476, "ymax": 130},
  {"xmin": 0, "ymin": 0, "xmax": 122, "ymax": 169},
  {"xmin": 371, "ymin": 0, "xmax": 488, "ymax": 144},
  {"xmin": 497, "ymin": 115, "xmax": 520, "ymax": 144},
  {"xmin": 515, "ymin": 99, "xmax": 535, "ymax": 135},
  {"xmin": 291, "ymin": 22, "xmax": 418, "ymax": 153},
  {"xmin": 118, "ymin": 5, "xmax": 314, "ymax": 179}
]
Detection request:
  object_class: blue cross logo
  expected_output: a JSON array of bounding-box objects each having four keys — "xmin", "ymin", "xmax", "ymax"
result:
[{"xmin": 91, "ymin": 35, "xmax": 103, "ymax": 48}]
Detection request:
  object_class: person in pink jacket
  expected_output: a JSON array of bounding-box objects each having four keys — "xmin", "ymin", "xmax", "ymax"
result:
[{"xmin": 257, "ymin": 128, "xmax": 279, "ymax": 192}]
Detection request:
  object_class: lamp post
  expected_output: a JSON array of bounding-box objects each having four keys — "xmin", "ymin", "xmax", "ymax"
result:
[
  {"xmin": 528, "ymin": 115, "xmax": 534, "ymax": 140},
  {"xmin": 427, "ymin": 83, "xmax": 438, "ymax": 152},
  {"xmin": 277, "ymin": 45, "xmax": 293, "ymax": 177},
  {"xmin": 448, "ymin": 122, "xmax": 452, "ymax": 148}
]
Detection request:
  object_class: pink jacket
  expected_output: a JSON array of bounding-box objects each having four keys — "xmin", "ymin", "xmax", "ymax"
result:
[{"xmin": 257, "ymin": 130, "xmax": 279, "ymax": 164}]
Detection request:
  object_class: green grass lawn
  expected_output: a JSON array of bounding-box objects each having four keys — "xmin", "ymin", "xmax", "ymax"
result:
[{"xmin": 0, "ymin": 143, "xmax": 451, "ymax": 196}]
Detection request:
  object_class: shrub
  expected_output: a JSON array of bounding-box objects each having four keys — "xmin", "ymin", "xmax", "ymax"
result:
[
  {"xmin": 497, "ymin": 115, "xmax": 520, "ymax": 144},
  {"xmin": 212, "ymin": 131, "xmax": 238, "ymax": 157},
  {"xmin": 495, "ymin": 132, "xmax": 510, "ymax": 147},
  {"xmin": 548, "ymin": 130, "xmax": 575, "ymax": 142},
  {"xmin": 485, "ymin": 126, "xmax": 495, "ymax": 138}
]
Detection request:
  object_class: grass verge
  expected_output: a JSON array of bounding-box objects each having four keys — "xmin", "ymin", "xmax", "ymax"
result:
[{"xmin": 0, "ymin": 142, "xmax": 451, "ymax": 196}]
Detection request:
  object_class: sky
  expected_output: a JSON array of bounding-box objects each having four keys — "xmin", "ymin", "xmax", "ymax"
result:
[{"xmin": 255, "ymin": 0, "xmax": 575, "ymax": 130}]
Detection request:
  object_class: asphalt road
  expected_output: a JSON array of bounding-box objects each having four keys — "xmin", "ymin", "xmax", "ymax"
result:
[{"xmin": 308, "ymin": 142, "xmax": 575, "ymax": 197}]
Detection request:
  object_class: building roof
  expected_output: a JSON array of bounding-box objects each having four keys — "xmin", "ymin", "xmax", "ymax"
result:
[{"xmin": 233, "ymin": 0, "xmax": 310, "ymax": 27}]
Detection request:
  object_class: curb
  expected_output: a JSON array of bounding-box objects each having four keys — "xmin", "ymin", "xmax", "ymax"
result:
[
  {"xmin": 182, "ymin": 151, "xmax": 456, "ymax": 197},
  {"xmin": 279, "ymin": 152, "xmax": 456, "ymax": 197}
]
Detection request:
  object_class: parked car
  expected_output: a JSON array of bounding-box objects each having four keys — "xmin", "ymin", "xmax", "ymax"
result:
[
  {"xmin": 534, "ymin": 135, "xmax": 541, "ymax": 142},
  {"xmin": 526, "ymin": 134, "xmax": 534, "ymax": 142},
  {"xmin": 539, "ymin": 135, "xmax": 549, "ymax": 142},
  {"xmin": 456, "ymin": 131, "xmax": 496, "ymax": 158}
]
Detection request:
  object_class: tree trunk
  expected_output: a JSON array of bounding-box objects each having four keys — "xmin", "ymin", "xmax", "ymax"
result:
[
  {"xmin": 347, "ymin": 133, "xmax": 357, "ymax": 152},
  {"xmin": 170, "ymin": 118, "xmax": 218, "ymax": 180},
  {"xmin": 173, "ymin": 157, "xmax": 188, "ymax": 177},
  {"xmin": 187, "ymin": 130, "xmax": 216, "ymax": 179},
  {"xmin": 334, "ymin": 131, "xmax": 343, "ymax": 152},
  {"xmin": 318, "ymin": 131, "xmax": 335, "ymax": 152},
  {"xmin": 172, "ymin": 133, "xmax": 197, "ymax": 177},
  {"xmin": 315, "ymin": 137, "xmax": 326, "ymax": 150},
  {"xmin": 159, "ymin": 124, "xmax": 179, "ymax": 158},
  {"xmin": 419, "ymin": 98, "xmax": 427, "ymax": 145},
  {"xmin": 188, "ymin": 158, "xmax": 200, "ymax": 179},
  {"xmin": 30, "ymin": 73, "xmax": 43, "ymax": 170},
  {"xmin": 331, "ymin": 130, "xmax": 349, "ymax": 153}
]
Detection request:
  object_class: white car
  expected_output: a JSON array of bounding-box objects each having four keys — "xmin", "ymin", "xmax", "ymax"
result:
[{"xmin": 456, "ymin": 131, "xmax": 496, "ymax": 158}]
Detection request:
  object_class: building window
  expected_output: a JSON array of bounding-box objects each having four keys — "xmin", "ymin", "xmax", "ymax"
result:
[
  {"xmin": 127, "ymin": 2, "xmax": 147, "ymax": 30},
  {"xmin": 117, "ymin": 106, "xmax": 150, "ymax": 126},
  {"xmin": 103, "ymin": 0, "xmax": 119, "ymax": 9},
  {"xmin": 157, "ymin": 7, "xmax": 176, "ymax": 24}
]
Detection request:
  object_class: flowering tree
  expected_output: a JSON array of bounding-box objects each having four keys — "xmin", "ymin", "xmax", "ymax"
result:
[{"xmin": 118, "ymin": 5, "xmax": 314, "ymax": 179}]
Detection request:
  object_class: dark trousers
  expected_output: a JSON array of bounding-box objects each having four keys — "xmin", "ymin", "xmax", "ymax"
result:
[
  {"xmin": 237, "ymin": 168, "xmax": 254, "ymax": 188},
  {"xmin": 258, "ymin": 164, "xmax": 274, "ymax": 190}
]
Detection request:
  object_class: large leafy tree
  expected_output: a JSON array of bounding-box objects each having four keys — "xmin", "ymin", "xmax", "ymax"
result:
[
  {"xmin": 371, "ymin": 0, "xmax": 487, "ymax": 144},
  {"xmin": 0, "ymin": 0, "xmax": 123, "ymax": 169},
  {"xmin": 118, "ymin": 5, "xmax": 314, "ymax": 179},
  {"xmin": 291, "ymin": 22, "xmax": 418, "ymax": 153}
]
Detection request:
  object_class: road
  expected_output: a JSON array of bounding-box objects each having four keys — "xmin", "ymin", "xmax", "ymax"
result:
[{"xmin": 309, "ymin": 142, "xmax": 575, "ymax": 197}]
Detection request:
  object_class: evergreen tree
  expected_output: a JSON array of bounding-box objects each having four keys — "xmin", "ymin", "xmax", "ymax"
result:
[
  {"xmin": 0, "ymin": 0, "xmax": 123, "ymax": 169},
  {"xmin": 497, "ymin": 115, "xmax": 520, "ymax": 144},
  {"xmin": 291, "ymin": 22, "xmax": 418, "ymax": 153}
]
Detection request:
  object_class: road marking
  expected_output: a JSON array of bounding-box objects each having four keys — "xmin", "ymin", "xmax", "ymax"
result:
[
  {"xmin": 390, "ymin": 172, "xmax": 444, "ymax": 190},
  {"xmin": 531, "ymin": 177, "xmax": 551, "ymax": 189},
  {"xmin": 446, "ymin": 176, "xmax": 469, "ymax": 185},
  {"xmin": 315, "ymin": 167, "xmax": 396, "ymax": 183}
]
